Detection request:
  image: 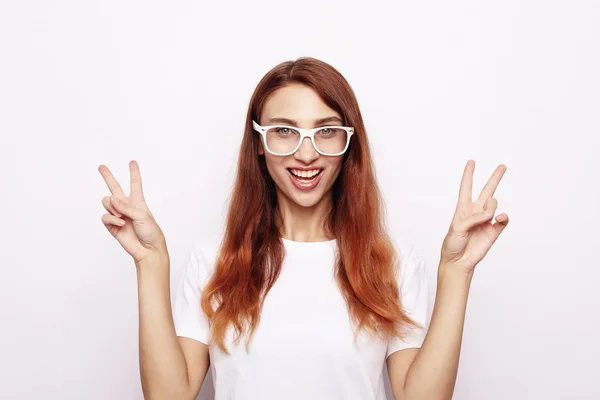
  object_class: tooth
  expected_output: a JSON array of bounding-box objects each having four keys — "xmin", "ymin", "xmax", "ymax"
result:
[{"xmin": 290, "ymin": 169, "xmax": 321, "ymax": 178}]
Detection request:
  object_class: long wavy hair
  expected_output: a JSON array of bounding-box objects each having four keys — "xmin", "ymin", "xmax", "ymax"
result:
[{"xmin": 201, "ymin": 57, "xmax": 423, "ymax": 354}]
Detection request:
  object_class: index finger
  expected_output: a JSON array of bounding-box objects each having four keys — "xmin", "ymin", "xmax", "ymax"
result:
[
  {"xmin": 129, "ymin": 160, "xmax": 145, "ymax": 201},
  {"xmin": 98, "ymin": 164, "xmax": 126, "ymax": 198}
]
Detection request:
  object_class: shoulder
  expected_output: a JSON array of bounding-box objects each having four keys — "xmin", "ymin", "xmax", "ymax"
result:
[
  {"xmin": 387, "ymin": 232, "xmax": 427, "ymax": 283},
  {"xmin": 188, "ymin": 233, "xmax": 224, "ymax": 277},
  {"xmin": 388, "ymin": 232, "xmax": 424, "ymax": 263}
]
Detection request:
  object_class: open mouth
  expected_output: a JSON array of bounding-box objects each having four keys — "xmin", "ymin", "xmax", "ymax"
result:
[
  {"xmin": 287, "ymin": 168, "xmax": 324, "ymax": 190},
  {"xmin": 287, "ymin": 168, "xmax": 323, "ymax": 180}
]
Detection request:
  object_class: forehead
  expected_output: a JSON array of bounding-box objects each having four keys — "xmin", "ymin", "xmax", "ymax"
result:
[{"xmin": 260, "ymin": 83, "xmax": 341, "ymax": 126}]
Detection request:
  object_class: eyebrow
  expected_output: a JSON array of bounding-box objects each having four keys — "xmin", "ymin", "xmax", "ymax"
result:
[{"xmin": 267, "ymin": 116, "xmax": 344, "ymax": 126}]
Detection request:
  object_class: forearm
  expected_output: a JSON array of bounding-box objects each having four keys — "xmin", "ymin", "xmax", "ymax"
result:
[
  {"xmin": 402, "ymin": 264, "xmax": 474, "ymax": 400},
  {"xmin": 136, "ymin": 253, "xmax": 191, "ymax": 400}
]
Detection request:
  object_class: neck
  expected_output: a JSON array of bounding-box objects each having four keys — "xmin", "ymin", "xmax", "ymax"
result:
[{"xmin": 275, "ymin": 190, "xmax": 334, "ymax": 242}]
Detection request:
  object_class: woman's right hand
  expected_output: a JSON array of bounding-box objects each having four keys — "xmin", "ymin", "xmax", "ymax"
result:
[{"xmin": 98, "ymin": 160, "xmax": 168, "ymax": 265}]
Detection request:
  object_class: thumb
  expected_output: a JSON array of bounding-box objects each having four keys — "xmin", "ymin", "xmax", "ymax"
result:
[{"xmin": 110, "ymin": 196, "xmax": 146, "ymax": 221}]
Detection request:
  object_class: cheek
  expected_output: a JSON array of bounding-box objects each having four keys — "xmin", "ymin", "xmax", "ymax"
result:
[
  {"xmin": 323, "ymin": 160, "xmax": 345, "ymax": 187},
  {"xmin": 327, "ymin": 158, "xmax": 344, "ymax": 177},
  {"xmin": 263, "ymin": 156, "xmax": 286, "ymax": 181}
]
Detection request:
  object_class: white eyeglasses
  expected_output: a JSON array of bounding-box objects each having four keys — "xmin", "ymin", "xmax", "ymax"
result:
[{"xmin": 252, "ymin": 120, "xmax": 354, "ymax": 156}]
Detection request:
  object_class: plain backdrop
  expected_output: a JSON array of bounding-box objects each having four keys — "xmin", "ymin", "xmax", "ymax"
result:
[{"xmin": 1, "ymin": 0, "xmax": 599, "ymax": 399}]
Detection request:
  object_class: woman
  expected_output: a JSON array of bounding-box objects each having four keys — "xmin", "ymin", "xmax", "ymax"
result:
[{"xmin": 98, "ymin": 57, "xmax": 509, "ymax": 399}]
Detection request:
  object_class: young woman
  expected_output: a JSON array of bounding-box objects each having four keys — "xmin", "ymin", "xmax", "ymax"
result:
[{"xmin": 98, "ymin": 57, "xmax": 509, "ymax": 399}]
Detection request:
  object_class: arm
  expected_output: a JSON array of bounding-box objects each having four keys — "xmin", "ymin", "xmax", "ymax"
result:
[
  {"xmin": 97, "ymin": 161, "xmax": 211, "ymax": 399},
  {"xmin": 388, "ymin": 266, "xmax": 472, "ymax": 400},
  {"xmin": 137, "ymin": 253, "xmax": 210, "ymax": 400},
  {"xmin": 388, "ymin": 160, "xmax": 509, "ymax": 399}
]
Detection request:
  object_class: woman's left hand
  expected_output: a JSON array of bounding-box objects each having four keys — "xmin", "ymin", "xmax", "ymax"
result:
[{"xmin": 440, "ymin": 160, "xmax": 509, "ymax": 273}]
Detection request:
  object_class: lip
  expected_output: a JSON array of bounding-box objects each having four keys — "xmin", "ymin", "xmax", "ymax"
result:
[
  {"xmin": 287, "ymin": 166, "xmax": 324, "ymax": 171},
  {"xmin": 287, "ymin": 168, "xmax": 324, "ymax": 191}
]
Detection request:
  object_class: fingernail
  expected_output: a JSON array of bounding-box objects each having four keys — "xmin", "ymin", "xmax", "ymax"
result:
[{"xmin": 484, "ymin": 211, "xmax": 493, "ymax": 217}]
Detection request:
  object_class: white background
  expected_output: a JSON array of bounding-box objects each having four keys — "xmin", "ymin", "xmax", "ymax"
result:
[{"xmin": 1, "ymin": 0, "xmax": 599, "ymax": 399}]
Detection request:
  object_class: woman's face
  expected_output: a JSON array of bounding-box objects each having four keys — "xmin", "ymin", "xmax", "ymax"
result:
[{"xmin": 258, "ymin": 83, "xmax": 345, "ymax": 209}]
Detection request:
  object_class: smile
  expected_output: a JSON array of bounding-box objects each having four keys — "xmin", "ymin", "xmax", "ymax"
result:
[
  {"xmin": 287, "ymin": 168, "xmax": 324, "ymax": 190},
  {"xmin": 288, "ymin": 168, "xmax": 322, "ymax": 179}
]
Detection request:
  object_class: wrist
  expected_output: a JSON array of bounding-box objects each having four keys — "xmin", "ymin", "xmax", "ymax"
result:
[
  {"xmin": 135, "ymin": 249, "xmax": 170, "ymax": 271},
  {"xmin": 438, "ymin": 263, "xmax": 474, "ymax": 286}
]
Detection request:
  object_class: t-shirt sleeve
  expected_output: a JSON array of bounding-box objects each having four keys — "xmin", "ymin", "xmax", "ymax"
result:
[
  {"xmin": 172, "ymin": 243, "xmax": 212, "ymax": 345},
  {"xmin": 386, "ymin": 243, "xmax": 431, "ymax": 358}
]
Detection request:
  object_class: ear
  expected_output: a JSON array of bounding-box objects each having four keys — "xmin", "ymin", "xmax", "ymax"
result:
[{"xmin": 258, "ymin": 140, "xmax": 265, "ymax": 155}]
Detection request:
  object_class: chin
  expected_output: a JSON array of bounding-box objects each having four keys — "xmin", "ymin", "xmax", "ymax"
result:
[
  {"xmin": 276, "ymin": 182, "xmax": 326, "ymax": 209},
  {"xmin": 291, "ymin": 192, "xmax": 325, "ymax": 208}
]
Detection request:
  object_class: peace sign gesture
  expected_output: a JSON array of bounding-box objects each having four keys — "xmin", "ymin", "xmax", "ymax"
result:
[
  {"xmin": 440, "ymin": 160, "xmax": 509, "ymax": 273},
  {"xmin": 98, "ymin": 160, "xmax": 167, "ymax": 265}
]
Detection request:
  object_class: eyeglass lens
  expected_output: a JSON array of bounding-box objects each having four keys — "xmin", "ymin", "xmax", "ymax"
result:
[{"xmin": 265, "ymin": 127, "xmax": 348, "ymax": 155}]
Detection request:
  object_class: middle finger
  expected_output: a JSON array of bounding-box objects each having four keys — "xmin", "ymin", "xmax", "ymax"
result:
[{"xmin": 476, "ymin": 164, "xmax": 507, "ymax": 205}]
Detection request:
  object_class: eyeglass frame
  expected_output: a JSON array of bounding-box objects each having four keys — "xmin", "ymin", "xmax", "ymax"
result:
[{"xmin": 252, "ymin": 120, "xmax": 354, "ymax": 156}]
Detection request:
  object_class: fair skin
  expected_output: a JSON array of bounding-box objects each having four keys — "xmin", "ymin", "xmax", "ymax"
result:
[
  {"xmin": 97, "ymin": 164, "xmax": 209, "ymax": 399},
  {"xmin": 258, "ymin": 83, "xmax": 345, "ymax": 242},
  {"xmin": 388, "ymin": 161, "xmax": 509, "ymax": 399},
  {"xmin": 99, "ymin": 84, "xmax": 508, "ymax": 399}
]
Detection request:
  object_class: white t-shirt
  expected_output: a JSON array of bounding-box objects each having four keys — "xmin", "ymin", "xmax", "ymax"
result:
[{"xmin": 172, "ymin": 234, "xmax": 430, "ymax": 400}]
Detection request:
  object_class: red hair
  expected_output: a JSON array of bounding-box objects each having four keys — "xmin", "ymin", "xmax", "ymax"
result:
[{"xmin": 201, "ymin": 57, "xmax": 423, "ymax": 354}]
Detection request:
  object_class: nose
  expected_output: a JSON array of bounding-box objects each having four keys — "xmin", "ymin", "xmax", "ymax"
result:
[{"xmin": 294, "ymin": 137, "xmax": 319, "ymax": 163}]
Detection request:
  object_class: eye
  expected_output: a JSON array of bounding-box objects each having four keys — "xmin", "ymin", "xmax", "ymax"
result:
[
  {"xmin": 319, "ymin": 127, "xmax": 338, "ymax": 135},
  {"xmin": 276, "ymin": 127, "xmax": 291, "ymax": 135}
]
